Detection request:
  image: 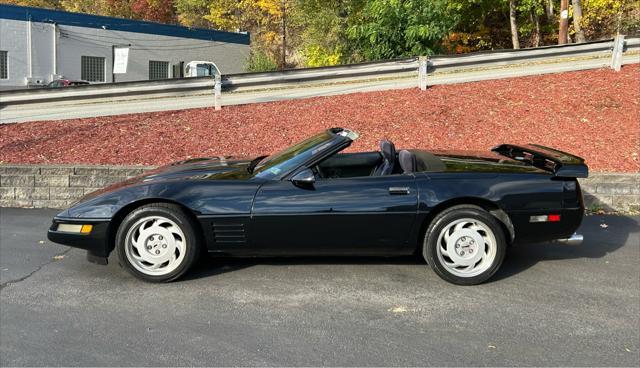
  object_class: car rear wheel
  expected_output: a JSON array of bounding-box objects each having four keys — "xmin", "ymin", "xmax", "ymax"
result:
[
  {"xmin": 423, "ymin": 205, "xmax": 506, "ymax": 285},
  {"xmin": 116, "ymin": 203, "xmax": 200, "ymax": 282}
]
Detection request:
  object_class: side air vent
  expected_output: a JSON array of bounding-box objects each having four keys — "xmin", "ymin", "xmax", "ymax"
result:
[{"xmin": 211, "ymin": 223, "xmax": 246, "ymax": 245}]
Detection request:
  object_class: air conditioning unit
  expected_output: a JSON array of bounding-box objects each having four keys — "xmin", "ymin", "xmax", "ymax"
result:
[{"xmin": 25, "ymin": 77, "xmax": 46, "ymax": 87}]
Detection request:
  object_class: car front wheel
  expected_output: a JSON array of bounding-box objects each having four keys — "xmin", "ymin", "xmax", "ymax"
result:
[
  {"xmin": 423, "ymin": 205, "xmax": 506, "ymax": 285},
  {"xmin": 116, "ymin": 203, "xmax": 200, "ymax": 282}
]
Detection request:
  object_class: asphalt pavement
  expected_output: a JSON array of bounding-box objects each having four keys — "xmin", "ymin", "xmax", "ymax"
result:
[{"xmin": 0, "ymin": 207, "xmax": 639, "ymax": 366}]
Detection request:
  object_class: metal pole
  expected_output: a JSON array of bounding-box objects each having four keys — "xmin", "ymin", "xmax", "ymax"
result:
[
  {"xmin": 214, "ymin": 73, "xmax": 222, "ymax": 111},
  {"xmin": 418, "ymin": 56, "xmax": 428, "ymax": 91},
  {"xmin": 610, "ymin": 34, "xmax": 625, "ymax": 71},
  {"xmin": 112, "ymin": 45, "xmax": 116, "ymax": 83},
  {"xmin": 558, "ymin": 0, "xmax": 569, "ymax": 45}
]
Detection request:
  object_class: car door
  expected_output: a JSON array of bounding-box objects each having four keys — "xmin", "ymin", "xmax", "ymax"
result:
[{"xmin": 250, "ymin": 173, "xmax": 419, "ymax": 255}]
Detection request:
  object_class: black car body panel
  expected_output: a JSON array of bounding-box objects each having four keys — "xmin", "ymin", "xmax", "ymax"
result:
[
  {"xmin": 48, "ymin": 128, "xmax": 587, "ymax": 263},
  {"xmin": 249, "ymin": 174, "xmax": 419, "ymax": 255}
]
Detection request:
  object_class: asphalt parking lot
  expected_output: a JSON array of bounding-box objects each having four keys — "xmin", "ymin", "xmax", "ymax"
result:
[{"xmin": 1, "ymin": 208, "xmax": 639, "ymax": 366}]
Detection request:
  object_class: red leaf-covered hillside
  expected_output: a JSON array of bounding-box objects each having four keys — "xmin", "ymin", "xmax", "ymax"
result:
[{"xmin": 1, "ymin": 66, "xmax": 638, "ymax": 172}]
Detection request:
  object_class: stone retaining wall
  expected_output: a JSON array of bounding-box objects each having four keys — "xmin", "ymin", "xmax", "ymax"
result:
[
  {"xmin": 579, "ymin": 173, "xmax": 639, "ymax": 212},
  {"xmin": 0, "ymin": 164, "xmax": 153, "ymax": 209},
  {"xmin": 0, "ymin": 164, "xmax": 638, "ymax": 212}
]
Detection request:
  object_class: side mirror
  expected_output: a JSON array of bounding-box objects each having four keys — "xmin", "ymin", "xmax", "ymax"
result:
[{"xmin": 291, "ymin": 168, "xmax": 315, "ymax": 187}]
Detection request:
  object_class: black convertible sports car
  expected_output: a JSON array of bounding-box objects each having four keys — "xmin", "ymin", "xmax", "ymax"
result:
[{"xmin": 48, "ymin": 128, "xmax": 588, "ymax": 285}]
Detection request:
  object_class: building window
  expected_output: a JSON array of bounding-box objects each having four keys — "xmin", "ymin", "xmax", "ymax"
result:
[
  {"xmin": 81, "ymin": 56, "xmax": 105, "ymax": 82},
  {"xmin": 149, "ymin": 61, "xmax": 169, "ymax": 80},
  {"xmin": 0, "ymin": 51, "xmax": 7, "ymax": 79}
]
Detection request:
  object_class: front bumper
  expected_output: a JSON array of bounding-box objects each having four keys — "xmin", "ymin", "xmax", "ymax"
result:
[{"xmin": 47, "ymin": 217, "xmax": 111, "ymax": 261}]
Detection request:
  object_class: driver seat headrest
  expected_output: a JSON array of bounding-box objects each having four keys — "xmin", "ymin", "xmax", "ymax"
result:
[
  {"xmin": 398, "ymin": 150, "xmax": 417, "ymax": 174},
  {"xmin": 373, "ymin": 139, "xmax": 396, "ymax": 176}
]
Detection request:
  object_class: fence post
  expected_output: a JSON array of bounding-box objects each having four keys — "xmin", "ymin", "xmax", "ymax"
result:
[
  {"xmin": 610, "ymin": 34, "xmax": 625, "ymax": 72},
  {"xmin": 214, "ymin": 74, "xmax": 222, "ymax": 110},
  {"xmin": 418, "ymin": 56, "xmax": 428, "ymax": 91}
]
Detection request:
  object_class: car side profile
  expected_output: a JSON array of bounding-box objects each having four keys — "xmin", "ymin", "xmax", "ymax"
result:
[{"xmin": 48, "ymin": 128, "xmax": 588, "ymax": 285}]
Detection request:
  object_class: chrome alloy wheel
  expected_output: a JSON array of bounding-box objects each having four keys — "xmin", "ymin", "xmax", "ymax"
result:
[
  {"xmin": 124, "ymin": 215, "xmax": 187, "ymax": 276},
  {"xmin": 435, "ymin": 218, "xmax": 497, "ymax": 278}
]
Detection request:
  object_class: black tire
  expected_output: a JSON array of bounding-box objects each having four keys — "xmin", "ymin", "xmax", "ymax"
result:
[
  {"xmin": 423, "ymin": 205, "xmax": 506, "ymax": 285},
  {"xmin": 115, "ymin": 203, "xmax": 201, "ymax": 283}
]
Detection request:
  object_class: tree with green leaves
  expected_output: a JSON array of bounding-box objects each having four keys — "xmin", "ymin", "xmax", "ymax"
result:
[
  {"xmin": 347, "ymin": 0, "xmax": 457, "ymax": 60},
  {"xmin": 204, "ymin": 0, "xmax": 284, "ymax": 66},
  {"xmin": 5, "ymin": 0, "xmax": 639, "ymax": 66},
  {"xmin": 289, "ymin": 0, "xmax": 365, "ymax": 66}
]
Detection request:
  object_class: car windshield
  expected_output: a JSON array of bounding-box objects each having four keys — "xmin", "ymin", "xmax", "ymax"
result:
[{"xmin": 252, "ymin": 130, "xmax": 340, "ymax": 179}]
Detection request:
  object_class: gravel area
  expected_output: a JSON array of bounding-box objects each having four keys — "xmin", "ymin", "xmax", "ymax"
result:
[{"xmin": 0, "ymin": 65, "xmax": 638, "ymax": 172}]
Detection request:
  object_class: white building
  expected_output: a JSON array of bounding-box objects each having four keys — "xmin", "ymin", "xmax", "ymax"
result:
[{"xmin": 0, "ymin": 4, "xmax": 250, "ymax": 89}]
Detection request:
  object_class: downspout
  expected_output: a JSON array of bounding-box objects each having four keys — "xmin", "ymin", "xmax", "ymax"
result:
[
  {"xmin": 52, "ymin": 23, "xmax": 57, "ymax": 76},
  {"xmin": 27, "ymin": 15, "xmax": 32, "ymax": 79}
]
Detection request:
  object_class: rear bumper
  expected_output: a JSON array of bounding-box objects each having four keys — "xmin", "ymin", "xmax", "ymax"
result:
[
  {"xmin": 509, "ymin": 207, "xmax": 584, "ymax": 244},
  {"xmin": 47, "ymin": 217, "xmax": 111, "ymax": 259}
]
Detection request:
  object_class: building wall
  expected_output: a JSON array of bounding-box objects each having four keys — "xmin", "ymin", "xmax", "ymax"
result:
[
  {"xmin": 0, "ymin": 18, "xmax": 249, "ymax": 89},
  {"xmin": 0, "ymin": 18, "xmax": 31, "ymax": 88}
]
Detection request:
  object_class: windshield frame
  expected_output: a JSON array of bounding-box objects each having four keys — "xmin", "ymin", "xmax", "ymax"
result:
[{"xmin": 252, "ymin": 128, "xmax": 357, "ymax": 180}]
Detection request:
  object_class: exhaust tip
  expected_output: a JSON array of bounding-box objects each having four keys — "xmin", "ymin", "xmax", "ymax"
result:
[{"xmin": 554, "ymin": 233, "xmax": 583, "ymax": 246}]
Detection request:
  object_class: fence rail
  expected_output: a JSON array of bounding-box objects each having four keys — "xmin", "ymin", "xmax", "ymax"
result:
[{"xmin": 1, "ymin": 37, "xmax": 638, "ymax": 107}]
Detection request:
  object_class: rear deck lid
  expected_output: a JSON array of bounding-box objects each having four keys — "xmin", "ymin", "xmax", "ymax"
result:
[{"xmin": 491, "ymin": 144, "xmax": 588, "ymax": 178}]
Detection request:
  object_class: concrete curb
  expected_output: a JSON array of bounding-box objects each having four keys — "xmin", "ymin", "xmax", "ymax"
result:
[{"xmin": 0, "ymin": 164, "xmax": 638, "ymax": 212}]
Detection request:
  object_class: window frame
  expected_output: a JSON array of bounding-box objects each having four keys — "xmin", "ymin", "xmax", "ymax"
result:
[
  {"xmin": 0, "ymin": 50, "xmax": 8, "ymax": 80},
  {"xmin": 81, "ymin": 56, "xmax": 105, "ymax": 82},
  {"xmin": 148, "ymin": 60, "xmax": 170, "ymax": 80}
]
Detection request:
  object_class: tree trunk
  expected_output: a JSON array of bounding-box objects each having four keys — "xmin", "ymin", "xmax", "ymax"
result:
[
  {"xmin": 572, "ymin": 0, "xmax": 586, "ymax": 43},
  {"xmin": 530, "ymin": 10, "xmax": 541, "ymax": 47},
  {"xmin": 558, "ymin": 0, "xmax": 569, "ymax": 44},
  {"xmin": 280, "ymin": 0, "xmax": 287, "ymax": 70},
  {"xmin": 509, "ymin": 0, "xmax": 520, "ymax": 49},
  {"xmin": 546, "ymin": 0, "xmax": 554, "ymax": 17}
]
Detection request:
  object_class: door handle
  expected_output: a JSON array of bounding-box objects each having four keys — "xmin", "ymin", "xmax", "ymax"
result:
[{"xmin": 388, "ymin": 186, "xmax": 410, "ymax": 195}]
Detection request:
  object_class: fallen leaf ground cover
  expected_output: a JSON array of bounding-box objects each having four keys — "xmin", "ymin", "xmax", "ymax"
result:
[{"xmin": 1, "ymin": 65, "xmax": 638, "ymax": 172}]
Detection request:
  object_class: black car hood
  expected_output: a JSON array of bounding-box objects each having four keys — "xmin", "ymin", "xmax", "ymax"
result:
[
  {"xmin": 78, "ymin": 156, "xmax": 256, "ymax": 203},
  {"xmin": 151, "ymin": 156, "xmax": 255, "ymax": 180}
]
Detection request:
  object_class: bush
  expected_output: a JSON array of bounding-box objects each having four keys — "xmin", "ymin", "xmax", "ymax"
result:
[
  {"xmin": 246, "ymin": 50, "xmax": 278, "ymax": 72},
  {"xmin": 302, "ymin": 45, "xmax": 342, "ymax": 67}
]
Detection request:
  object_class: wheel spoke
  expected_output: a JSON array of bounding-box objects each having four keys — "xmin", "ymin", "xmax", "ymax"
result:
[
  {"xmin": 453, "ymin": 222, "xmax": 466, "ymax": 232},
  {"xmin": 129, "ymin": 249, "xmax": 147, "ymax": 262},
  {"xmin": 440, "ymin": 245, "xmax": 449, "ymax": 257}
]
